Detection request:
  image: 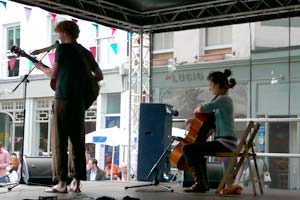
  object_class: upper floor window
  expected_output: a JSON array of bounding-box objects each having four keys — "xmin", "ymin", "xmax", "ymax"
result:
[
  {"xmin": 6, "ymin": 26, "xmax": 20, "ymax": 52},
  {"xmin": 6, "ymin": 25, "xmax": 20, "ymax": 77},
  {"xmin": 49, "ymin": 16, "xmax": 66, "ymax": 44},
  {"xmin": 97, "ymin": 37, "xmax": 117, "ymax": 69},
  {"xmin": 153, "ymin": 32, "xmax": 174, "ymax": 53},
  {"xmin": 107, "ymin": 93, "xmax": 121, "ymax": 114},
  {"xmin": 205, "ymin": 25, "xmax": 232, "ymax": 50}
]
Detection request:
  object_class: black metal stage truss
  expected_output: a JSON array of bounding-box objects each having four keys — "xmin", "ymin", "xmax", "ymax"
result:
[{"xmin": 9, "ymin": 0, "xmax": 300, "ymax": 33}]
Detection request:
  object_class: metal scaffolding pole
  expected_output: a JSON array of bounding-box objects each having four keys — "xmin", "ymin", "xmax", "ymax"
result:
[{"xmin": 127, "ymin": 31, "xmax": 150, "ymax": 179}]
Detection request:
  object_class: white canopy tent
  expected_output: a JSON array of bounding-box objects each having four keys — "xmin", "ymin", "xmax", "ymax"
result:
[{"xmin": 85, "ymin": 126, "xmax": 128, "ymax": 180}]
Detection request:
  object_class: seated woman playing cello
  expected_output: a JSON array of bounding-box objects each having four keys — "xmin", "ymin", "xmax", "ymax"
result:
[{"xmin": 182, "ymin": 69, "xmax": 237, "ymax": 193}]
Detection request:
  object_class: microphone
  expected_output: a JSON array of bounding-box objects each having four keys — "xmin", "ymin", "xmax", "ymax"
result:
[
  {"xmin": 31, "ymin": 40, "xmax": 59, "ymax": 55},
  {"xmin": 173, "ymin": 110, "xmax": 179, "ymax": 117}
]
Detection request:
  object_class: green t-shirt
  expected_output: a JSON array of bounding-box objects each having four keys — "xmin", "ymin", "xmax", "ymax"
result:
[
  {"xmin": 202, "ymin": 95, "xmax": 235, "ymax": 137},
  {"xmin": 54, "ymin": 43, "xmax": 98, "ymax": 100}
]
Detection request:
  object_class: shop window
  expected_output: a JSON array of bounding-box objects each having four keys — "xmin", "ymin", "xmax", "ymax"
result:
[
  {"xmin": 34, "ymin": 99, "xmax": 52, "ymax": 156},
  {"xmin": 268, "ymin": 117, "xmax": 289, "ymax": 189}
]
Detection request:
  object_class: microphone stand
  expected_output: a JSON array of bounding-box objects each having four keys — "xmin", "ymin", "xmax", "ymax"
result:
[
  {"xmin": 125, "ymin": 137, "xmax": 179, "ymax": 192},
  {"xmin": 8, "ymin": 52, "xmax": 48, "ymax": 191}
]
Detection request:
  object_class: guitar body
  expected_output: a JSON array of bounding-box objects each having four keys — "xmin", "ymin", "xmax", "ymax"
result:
[
  {"xmin": 50, "ymin": 79, "xmax": 56, "ymax": 91},
  {"xmin": 169, "ymin": 112, "xmax": 215, "ymax": 170}
]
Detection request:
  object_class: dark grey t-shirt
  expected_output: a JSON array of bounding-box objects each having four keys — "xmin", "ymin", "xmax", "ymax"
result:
[{"xmin": 54, "ymin": 43, "xmax": 98, "ymax": 100}]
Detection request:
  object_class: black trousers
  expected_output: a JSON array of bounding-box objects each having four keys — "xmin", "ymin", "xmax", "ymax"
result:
[
  {"xmin": 51, "ymin": 99, "xmax": 86, "ymax": 181},
  {"xmin": 182, "ymin": 140, "xmax": 232, "ymax": 167}
]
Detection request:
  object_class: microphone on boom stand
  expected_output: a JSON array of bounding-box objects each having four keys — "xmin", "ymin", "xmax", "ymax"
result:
[{"xmin": 31, "ymin": 40, "xmax": 59, "ymax": 55}]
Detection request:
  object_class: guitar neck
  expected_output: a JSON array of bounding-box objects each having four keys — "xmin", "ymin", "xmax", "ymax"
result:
[
  {"xmin": 24, "ymin": 54, "xmax": 50, "ymax": 69},
  {"xmin": 11, "ymin": 46, "xmax": 50, "ymax": 69},
  {"xmin": 23, "ymin": 54, "xmax": 38, "ymax": 63}
]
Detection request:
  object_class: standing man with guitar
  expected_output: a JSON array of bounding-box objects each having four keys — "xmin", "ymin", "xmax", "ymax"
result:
[
  {"xmin": 182, "ymin": 69, "xmax": 237, "ymax": 193},
  {"xmin": 35, "ymin": 20, "xmax": 103, "ymax": 193}
]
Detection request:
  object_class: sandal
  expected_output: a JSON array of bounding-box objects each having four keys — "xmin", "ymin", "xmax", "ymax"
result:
[
  {"xmin": 45, "ymin": 186, "xmax": 68, "ymax": 193},
  {"xmin": 68, "ymin": 180, "xmax": 81, "ymax": 193}
]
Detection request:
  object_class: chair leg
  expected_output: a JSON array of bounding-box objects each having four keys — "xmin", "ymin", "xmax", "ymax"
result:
[
  {"xmin": 216, "ymin": 157, "xmax": 237, "ymax": 193},
  {"xmin": 252, "ymin": 156, "xmax": 264, "ymax": 194},
  {"xmin": 246, "ymin": 155, "xmax": 257, "ymax": 196}
]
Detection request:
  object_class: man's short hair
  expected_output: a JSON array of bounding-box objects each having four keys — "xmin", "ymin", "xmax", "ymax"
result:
[
  {"xmin": 91, "ymin": 158, "xmax": 98, "ymax": 165},
  {"xmin": 54, "ymin": 20, "xmax": 80, "ymax": 40}
]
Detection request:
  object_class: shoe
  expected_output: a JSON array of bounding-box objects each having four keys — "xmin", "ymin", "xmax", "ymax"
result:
[
  {"xmin": 45, "ymin": 186, "xmax": 68, "ymax": 193},
  {"xmin": 184, "ymin": 185, "xmax": 208, "ymax": 193},
  {"xmin": 217, "ymin": 184, "xmax": 243, "ymax": 195}
]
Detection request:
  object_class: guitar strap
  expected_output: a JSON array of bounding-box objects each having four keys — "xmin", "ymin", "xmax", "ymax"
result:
[{"xmin": 74, "ymin": 44, "xmax": 92, "ymax": 78}]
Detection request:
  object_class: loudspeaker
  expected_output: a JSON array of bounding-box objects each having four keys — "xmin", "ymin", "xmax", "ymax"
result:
[
  {"xmin": 137, "ymin": 103, "xmax": 173, "ymax": 181},
  {"xmin": 182, "ymin": 162, "xmax": 224, "ymax": 189},
  {"xmin": 22, "ymin": 156, "xmax": 54, "ymax": 185}
]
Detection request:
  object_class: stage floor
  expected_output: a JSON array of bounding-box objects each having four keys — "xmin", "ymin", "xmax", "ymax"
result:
[{"xmin": 0, "ymin": 181, "xmax": 299, "ymax": 200}]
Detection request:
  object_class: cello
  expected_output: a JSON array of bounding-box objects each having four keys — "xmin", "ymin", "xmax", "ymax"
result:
[{"xmin": 169, "ymin": 112, "xmax": 215, "ymax": 170}]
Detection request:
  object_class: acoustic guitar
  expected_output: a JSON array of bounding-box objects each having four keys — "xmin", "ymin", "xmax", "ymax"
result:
[
  {"xmin": 10, "ymin": 46, "xmax": 56, "ymax": 90},
  {"xmin": 169, "ymin": 112, "xmax": 215, "ymax": 170}
]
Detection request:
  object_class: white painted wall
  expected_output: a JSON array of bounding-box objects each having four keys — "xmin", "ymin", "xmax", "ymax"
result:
[
  {"xmin": 232, "ymin": 23, "xmax": 251, "ymax": 58},
  {"xmin": 255, "ymin": 20, "xmax": 300, "ymax": 48}
]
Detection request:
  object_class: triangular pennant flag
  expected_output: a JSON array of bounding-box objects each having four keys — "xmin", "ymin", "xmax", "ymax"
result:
[
  {"xmin": 110, "ymin": 43, "xmax": 118, "ymax": 55},
  {"xmin": 29, "ymin": 56, "xmax": 36, "ymax": 69},
  {"xmin": 127, "ymin": 32, "xmax": 131, "ymax": 41},
  {"xmin": 89, "ymin": 46, "xmax": 96, "ymax": 58},
  {"xmin": 111, "ymin": 28, "xmax": 117, "ymax": 36},
  {"xmin": 92, "ymin": 23, "xmax": 99, "ymax": 31},
  {"xmin": 24, "ymin": 7, "xmax": 32, "ymax": 22},
  {"xmin": 9, "ymin": 58, "xmax": 17, "ymax": 71},
  {"xmin": 0, "ymin": 0, "xmax": 7, "ymax": 9},
  {"xmin": 48, "ymin": 53, "xmax": 55, "ymax": 65},
  {"xmin": 49, "ymin": 13, "xmax": 57, "ymax": 23}
]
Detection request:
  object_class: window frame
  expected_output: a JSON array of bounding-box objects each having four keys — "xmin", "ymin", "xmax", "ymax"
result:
[
  {"xmin": 96, "ymin": 36, "xmax": 118, "ymax": 69},
  {"xmin": 153, "ymin": 32, "xmax": 174, "ymax": 54},
  {"xmin": 4, "ymin": 23, "xmax": 21, "ymax": 78},
  {"xmin": 203, "ymin": 25, "xmax": 232, "ymax": 51}
]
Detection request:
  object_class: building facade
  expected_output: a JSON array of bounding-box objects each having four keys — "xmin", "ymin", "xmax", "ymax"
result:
[{"xmin": 1, "ymin": 1, "xmax": 300, "ymax": 189}]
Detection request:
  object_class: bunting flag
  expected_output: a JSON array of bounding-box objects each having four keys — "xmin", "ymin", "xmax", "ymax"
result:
[
  {"xmin": 48, "ymin": 53, "xmax": 55, "ymax": 65},
  {"xmin": 9, "ymin": 58, "xmax": 16, "ymax": 71},
  {"xmin": 92, "ymin": 23, "xmax": 99, "ymax": 31},
  {"xmin": 24, "ymin": 7, "xmax": 32, "ymax": 22},
  {"xmin": 127, "ymin": 32, "xmax": 131, "ymax": 41},
  {"xmin": 110, "ymin": 43, "xmax": 118, "ymax": 55},
  {"xmin": 29, "ymin": 56, "xmax": 36, "ymax": 69},
  {"xmin": 89, "ymin": 46, "xmax": 96, "ymax": 58},
  {"xmin": 0, "ymin": 0, "xmax": 7, "ymax": 9},
  {"xmin": 111, "ymin": 28, "xmax": 117, "ymax": 36},
  {"xmin": 49, "ymin": 13, "xmax": 57, "ymax": 23}
]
